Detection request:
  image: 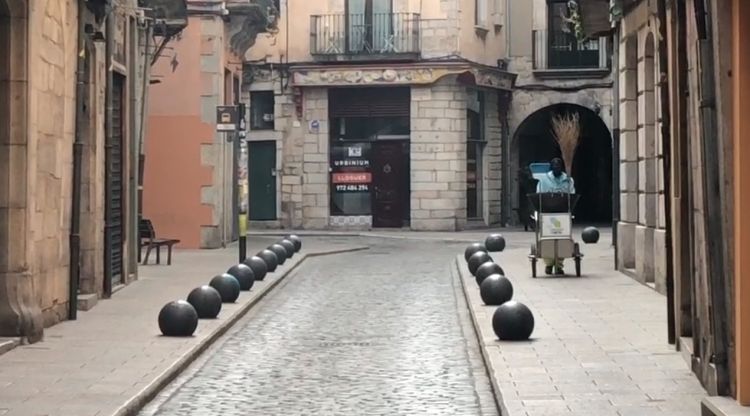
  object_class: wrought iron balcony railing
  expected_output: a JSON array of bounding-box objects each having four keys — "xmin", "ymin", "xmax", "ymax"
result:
[
  {"xmin": 533, "ymin": 29, "xmax": 610, "ymax": 73},
  {"xmin": 310, "ymin": 13, "xmax": 420, "ymax": 59}
]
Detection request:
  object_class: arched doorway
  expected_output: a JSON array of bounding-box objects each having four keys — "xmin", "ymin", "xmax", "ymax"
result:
[{"xmin": 513, "ymin": 103, "xmax": 613, "ymax": 224}]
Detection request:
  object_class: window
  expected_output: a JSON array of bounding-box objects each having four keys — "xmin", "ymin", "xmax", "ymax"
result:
[
  {"xmin": 476, "ymin": 0, "xmax": 488, "ymax": 26},
  {"xmin": 250, "ymin": 91, "xmax": 274, "ymax": 130},
  {"xmin": 547, "ymin": 0, "xmax": 601, "ymax": 69}
]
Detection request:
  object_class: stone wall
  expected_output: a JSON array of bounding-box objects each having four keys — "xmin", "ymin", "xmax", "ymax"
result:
[
  {"xmin": 301, "ymin": 88, "xmax": 329, "ymax": 229},
  {"xmin": 484, "ymin": 90, "xmax": 503, "ymax": 226},
  {"xmin": 410, "ymin": 76, "xmax": 467, "ymax": 231}
]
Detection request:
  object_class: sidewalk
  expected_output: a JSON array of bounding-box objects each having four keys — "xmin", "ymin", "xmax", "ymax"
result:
[
  {"xmin": 0, "ymin": 237, "xmax": 366, "ymax": 416},
  {"xmin": 455, "ymin": 229, "xmax": 707, "ymax": 416}
]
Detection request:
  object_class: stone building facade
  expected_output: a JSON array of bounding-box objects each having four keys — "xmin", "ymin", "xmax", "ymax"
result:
[
  {"xmin": 0, "ymin": 0, "xmax": 183, "ymax": 342},
  {"xmin": 239, "ymin": 0, "xmax": 515, "ymax": 231},
  {"xmin": 614, "ymin": 1, "xmax": 668, "ymax": 293}
]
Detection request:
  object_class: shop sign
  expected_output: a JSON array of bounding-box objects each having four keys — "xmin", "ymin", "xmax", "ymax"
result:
[{"xmin": 331, "ymin": 142, "xmax": 371, "ymax": 194}]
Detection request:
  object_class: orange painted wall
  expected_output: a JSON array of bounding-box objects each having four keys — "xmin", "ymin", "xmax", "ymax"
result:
[
  {"xmin": 733, "ymin": 0, "xmax": 750, "ymax": 405},
  {"xmin": 143, "ymin": 21, "xmax": 213, "ymax": 249}
]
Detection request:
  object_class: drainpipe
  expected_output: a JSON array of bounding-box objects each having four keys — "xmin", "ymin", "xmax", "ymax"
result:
[
  {"xmin": 103, "ymin": 3, "xmax": 114, "ymax": 297},
  {"xmin": 69, "ymin": 0, "xmax": 87, "ymax": 320},
  {"xmin": 611, "ymin": 27, "xmax": 620, "ymax": 267}
]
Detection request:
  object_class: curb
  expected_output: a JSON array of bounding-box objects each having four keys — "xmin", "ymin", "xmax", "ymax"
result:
[
  {"xmin": 452, "ymin": 255, "xmax": 511, "ymax": 416},
  {"xmin": 113, "ymin": 245, "xmax": 369, "ymax": 416},
  {"xmin": 246, "ymin": 231, "xmax": 494, "ymax": 244}
]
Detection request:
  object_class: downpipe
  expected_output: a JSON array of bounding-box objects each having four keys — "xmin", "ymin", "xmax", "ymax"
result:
[{"xmin": 68, "ymin": 0, "xmax": 87, "ymax": 320}]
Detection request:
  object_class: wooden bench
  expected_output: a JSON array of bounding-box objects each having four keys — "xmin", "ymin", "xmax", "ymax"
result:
[{"xmin": 139, "ymin": 219, "xmax": 180, "ymax": 265}]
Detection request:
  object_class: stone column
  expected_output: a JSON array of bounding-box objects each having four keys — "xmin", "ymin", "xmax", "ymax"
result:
[
  {"xmin": 301, "ymin": 88, "xmax": 329, "ymax": 229},
  {"xmin": 617, "ymin": 35, "xmax": 638, "ymax": 270},
  {"xmin": 410, "ymin": 77, "xmax": 467, "ymax": 231}
]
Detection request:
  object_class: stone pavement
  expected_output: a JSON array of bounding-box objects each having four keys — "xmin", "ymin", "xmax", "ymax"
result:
[
  {"xmin": 0, "ymin": 236, "xmax": 364, "ymax": 416},
  {"xmin": 455, "ymin": 228, "xmax": 708, "ymax": 416},
  {"xmin": 139, "ymin": 238, "xmax": 498, "ymax": 416}
]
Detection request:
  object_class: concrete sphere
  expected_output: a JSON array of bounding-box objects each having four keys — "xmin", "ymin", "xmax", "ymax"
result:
[
  {"xmin": 480, "ymin": 275, "xmax": 514, "ymax": 306},
  {"xmin": 243, "ymin": 256, "xmax": 268, "ymax": 281},
  {"xmin": 464, "ymin": 243, "xmax": 488, "ymax": 262},
  {"xmin": 279, "ymin": 239, "xmax": 296, "ymax": 258},
  {"xmin": 485, "ymin": 234, "xmax": 506, "ymax": 252},
  {"xmin": 187, "ymin": 285, "xmax": 222, "ymax": 319},
  {"xmin": 209, "ymin": 273, "xmax": 241, "ymax": 303},
  {"xmin": 475, "ymin": 262, "xmax": 505, "ymax": 286},
  {"xmin": 227, "ymin": 264, "xmax": 255, "ymax": 291},
  {"xmin": 286, "ymin": 234, "xmax": 302, "ymax": 252},
  {"xmin": 468, "ymin": 251, "xmax": 493, "ymax": 276},
  {"xmin": 269, "ymin": 244, "xmax": 288, "ymax": 265},
  {"xmin": 492, "ymin": 301, "xmax": 535, "ymax": 341},
  {"xmin": 257, "ymin": 249, "xmax": 279, "ymax": 272},
  {"xmin": 582, "ymin": 227, "xmax": 600, "ymax": 244},
  {"xmin": 158, "ymin": 300, "xmax": 199, "ymax": 337}
]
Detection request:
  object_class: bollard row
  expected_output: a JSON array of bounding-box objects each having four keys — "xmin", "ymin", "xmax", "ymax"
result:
[{"xmin": 157, "ymin": 235, "xmax": 303, "ymax": 337}]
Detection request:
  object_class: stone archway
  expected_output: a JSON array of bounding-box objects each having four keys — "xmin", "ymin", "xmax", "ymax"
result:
[
  {"xmin": 0, "ymin": 0, "xmax": 42, "ymax": 341},
  {"xmin": 512, "ymin": 103, "xmax": 613, "ymax": 224}
]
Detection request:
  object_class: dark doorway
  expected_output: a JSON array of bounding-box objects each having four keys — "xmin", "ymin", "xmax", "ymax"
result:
[
  {"xmin": 105, "ymin": 73, "xmax": 126, "ymax": 288},
  {"xmin": 514, "ymin": 103, "xmax": 612, "ymax": 224},
  {"xmin": 372, "ymin": 140, "xmax": 409, "ymax": 228},
  {"xmin": 248, "ymin": 141, "xmax": 277, "ymax": 220}
]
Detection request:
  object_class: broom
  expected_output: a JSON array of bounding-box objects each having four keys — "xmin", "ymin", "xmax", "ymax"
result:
[{"xmin": 550, "ymin": 111, "xmax": 581, "ymax": 176}]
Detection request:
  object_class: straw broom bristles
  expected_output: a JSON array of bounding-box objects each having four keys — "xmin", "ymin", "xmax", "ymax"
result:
[{"xmin": 550, "ymin": 111, "xmax": 581, "ymax": 176}]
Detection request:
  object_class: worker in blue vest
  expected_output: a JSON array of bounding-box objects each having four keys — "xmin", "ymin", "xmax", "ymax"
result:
[{"xmin": 536, "ymin": 158, "xmax": 576, "ymax": 275}]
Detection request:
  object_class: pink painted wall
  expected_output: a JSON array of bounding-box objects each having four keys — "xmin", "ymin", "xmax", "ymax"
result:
[{"xmin": 143, "ymin": 21, "xmax": 213, "ymax": 249}]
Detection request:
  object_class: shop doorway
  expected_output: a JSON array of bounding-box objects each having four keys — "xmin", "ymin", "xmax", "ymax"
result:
[
  {"xmin": 248, "ymin": 141, "xmax": 277, "ymax": 220},
  {"xmin": 372, "ymin": 140, "xmax": 409, "ymax": 228}
]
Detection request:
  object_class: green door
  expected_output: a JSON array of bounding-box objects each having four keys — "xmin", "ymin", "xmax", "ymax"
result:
[{"xmin": 248, "ymin": 141, "xmax": 277, "ymax": 220}]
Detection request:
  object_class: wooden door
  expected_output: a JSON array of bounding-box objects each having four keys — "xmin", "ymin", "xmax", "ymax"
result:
[
  {"xmin": 248, "ymin": 141, "xmax": 277, "ymax": 220},
  {"xmin": 372, "ymin": 141, "xmax": 408, "ymax": 228}
]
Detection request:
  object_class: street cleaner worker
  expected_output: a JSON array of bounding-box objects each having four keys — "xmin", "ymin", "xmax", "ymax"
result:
[{"xmin": 536, "ymin": 157, "xmax": 576, "ymax": 275}]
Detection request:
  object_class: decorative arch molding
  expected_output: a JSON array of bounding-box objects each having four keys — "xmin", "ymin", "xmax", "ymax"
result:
[{"xmin": 0, "ymin": 0, "xmax": 43, "ymax": 342}]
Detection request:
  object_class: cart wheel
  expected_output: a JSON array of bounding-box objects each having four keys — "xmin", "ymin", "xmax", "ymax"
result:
[
  {"xmin": 573, "ymin": 243, "xmax": 582, "ymax": 277},
  {"xmin": 530, "ymin": 244, "xmax": 537, "ymax": 278}
]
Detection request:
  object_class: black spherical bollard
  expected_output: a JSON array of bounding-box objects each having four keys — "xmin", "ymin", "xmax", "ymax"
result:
[
  {"xmin": 485, "ymin": 234, "xmax": 506, "ymax": 252},
  {"xmin": 243, "ymin": 256, "xmax": 268, "ymax": 281},
  {"xmin": 468, "ymin": 251, "xmax": 493, "ymax": 276},
  {"xmin": 492, "ymin": 301, "xmax": 535, "ymax": 341},
  {"xmin": 158, "ymin": 300, "xmax": 199, "ymax": 337},
  {"xmin": 582, "ymin": 226, "xmax": 600, "ymax": 244},
  {"xmin": 269, "ymin": 244, "xmax": 288, "ymax": 265},
  {"xmin": 286, "ymin": 234, "xmax": 302, "ymax": 252},
  {"xmin": 279, "ymin": 239, "xmax": 296, "ymax": 259},
  {"xmin": 257, "ymin": 249, "xmax": 279, "ymax": 272},
  {"xmin": 209, "ymin": 273, "xmax": 241, "ymax": 303},
  {"xmin": 480, "ymin": 274, "xmax": 514, "ymax": 306},
  {"xmin": 187, "ymin": 285, "xmax": 222, "ymax": 319},
  {"xmin": 475, "ymin": 262, "xmax": 505, "ymax": 285},
  {"xmin": 464, "ymin": 243, "xmax": 488, "ymax": 262},
  {"xmin": 227, "ymin": 264, "xmax": 255, "ymax": 291}
]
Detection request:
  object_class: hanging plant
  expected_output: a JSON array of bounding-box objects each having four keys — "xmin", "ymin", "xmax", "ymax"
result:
[{"xmin": 562, "ymin": 0, "xmax": 587, "ymax": 43}]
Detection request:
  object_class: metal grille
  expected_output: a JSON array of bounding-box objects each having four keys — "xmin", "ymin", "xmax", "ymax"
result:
[{"xmin": 106, "ymin": 75, "xmax": 125, "ymax": 286}]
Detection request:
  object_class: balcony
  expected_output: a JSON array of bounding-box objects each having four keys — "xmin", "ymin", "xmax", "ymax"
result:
[
  {"xmin": 532, "ymin": 29, "xmax": 610, "ymax": 78},
  {"xmin": 310, "ymin": 13, "xmax": 421, "ymax": 61}
]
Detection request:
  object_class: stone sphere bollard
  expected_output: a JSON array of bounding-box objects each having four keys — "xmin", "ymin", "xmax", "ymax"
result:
[
  {"xmin": 468, "ymin": 251, "xmax": 493, "ymax": 276},
  {"xmin": 243, "ymin": 256, "xmax": 268, "ymax": 281},
  {"xmin": 269, "ymin": 244, "xmax": 288, "ymax": 265},
  {"xmin": 227, "ymin": 264, "xmax": 255, "ymax": 291},
  {"xmin": 158, "ymin": 300, "xmax": 199, "ymax": 337},
  {"xmin": 582, "ymin": 227, "xmax": 600, "ymax": 244},
  {"xmin": 187, "ymin": 285, "xmax": 222, "ymax": 319},
  {"xmin": 279, "ymin": 239, "xmax": 296, "ymax": 258},
  {"xmin": 209, "ymin": 273, "xmax": 241, "ymax": 303},
  {"xmin": 475, "ymin": 262, "xmax": 505, "ymax": 285},
  {"xmin": 286, "ymin": 234, "xmax": 302, "ymax": 252},
  {"xmin": 485, "ymin": 234, "xmax": 506, "ymax": 252},
  {"xmin": 480, "ymin": 274, "xmax": 514, "ymax": 306},
  {"xmin": 464, "ymin": 243, "xmax": 488, "ymax": 262},
  {"xmin": 492, "ymin": 301, "xmax": 535, "ymax": 341},
  {"xmin": 257, "ymin": 249, "xmax": 279, "ymax": 272}
]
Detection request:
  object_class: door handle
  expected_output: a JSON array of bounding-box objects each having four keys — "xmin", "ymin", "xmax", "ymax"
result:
[{"xmin": 271, "ymin": 168, "xmax": 277, "ymax": 177}]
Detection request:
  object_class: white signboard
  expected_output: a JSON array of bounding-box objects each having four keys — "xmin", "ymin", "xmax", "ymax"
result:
[{"xmin": 540, "ymin": 213, "xmax": 571, "ymax": 238}]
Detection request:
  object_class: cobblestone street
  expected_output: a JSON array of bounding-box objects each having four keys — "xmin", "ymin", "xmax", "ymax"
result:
[{"xmin": 139, "ymin": 239, "xmax": 499, "ymax": 416}]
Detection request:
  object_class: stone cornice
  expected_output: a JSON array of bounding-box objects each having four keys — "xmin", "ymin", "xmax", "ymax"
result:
[{"xmin": 290, "ymin": 62, "xmax": 517, "ymax": 91}]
